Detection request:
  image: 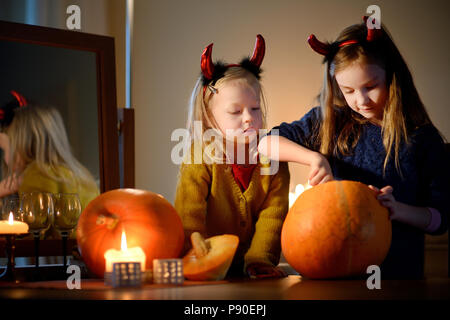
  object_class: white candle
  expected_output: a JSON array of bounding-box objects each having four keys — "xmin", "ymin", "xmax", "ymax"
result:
[
  {"xmin": 289, "ymin": 182, "xmax": 313, "ymax": 208},
  {"xmin": 104, "ymin": 230, "xmax": 146, "ymax": 272},
  {"xmin": 0, "ymin": 212, "xmax": 29, "ymax": 234}
]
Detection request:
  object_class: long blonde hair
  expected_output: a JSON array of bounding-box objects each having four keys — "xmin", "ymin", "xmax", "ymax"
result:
[
  {"xmin": 318, "ymin": 22, "xmax": 432, "ymax": 176},
  {"xmin": 6, "ymin": 104, "xmax": 98, "ymax": 189},
  {"xmin": 186, "ymin": 67, "xmax": 267, "ymax": 163}
]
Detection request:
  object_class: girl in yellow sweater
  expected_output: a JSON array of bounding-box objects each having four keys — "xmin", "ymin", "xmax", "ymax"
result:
[
  {"xmin": 0, "ymin": 91, "xmax": 99, "ymax": 238},
  {"xmin": 174, "ymin": 35, "xmax": 290, "ymax": 278}
]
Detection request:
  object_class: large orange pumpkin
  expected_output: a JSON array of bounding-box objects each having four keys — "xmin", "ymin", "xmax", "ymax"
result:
[
  {"xmin": 281, "ymin": 180, "xmax": 392, "ymax": 279},
  {"xmin": 76, "ymin": 189, "xmax": 184, "ymax": 278}
]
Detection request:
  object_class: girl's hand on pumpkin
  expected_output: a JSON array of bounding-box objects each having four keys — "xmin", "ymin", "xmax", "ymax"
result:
[
  {"xmin": 368, "ymin": 185, "xmax": 403, "ymax": 221},
  {"xmin": 308, "ymin": 153, "xmax": 333, "ymax": 186},
  {"xmin": 246, "ymin": 263, "xmax": 287, "ymax": 279}
]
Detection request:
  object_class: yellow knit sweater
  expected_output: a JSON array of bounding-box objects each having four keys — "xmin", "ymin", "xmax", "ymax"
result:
[
  {"xmin": 19, "ymin": 161, "xmax": 100, "ymax": 239},
  {"xmin": 174, "ymin": 148, "xmax": 290, "ymax": 272}
]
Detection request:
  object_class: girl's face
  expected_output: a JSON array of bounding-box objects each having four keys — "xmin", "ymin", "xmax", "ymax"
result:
[
  {"xmin": 335, "ymin": 62, "xmax": 388, "ymax": 125},
  {"xmin": 209, "ymin": 79, "xmax": 263, "ymax": 142}
]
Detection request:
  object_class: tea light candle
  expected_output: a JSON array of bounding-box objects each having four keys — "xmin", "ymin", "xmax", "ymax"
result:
[
  {"xmin": 104, "ymin": 230, "xmax": 146, "ymax": 272},
  {"xmin": 0, "ymin": 213, "xmax": 29, "ymax": 234}
]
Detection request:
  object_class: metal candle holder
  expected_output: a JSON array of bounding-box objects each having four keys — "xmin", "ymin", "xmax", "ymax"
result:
[
  {"xmin": 0, "ymin": 234, "xmax": 19, "ymax": 283},
  {"xmin": 153, "ymin": 258, "xmax": 184, "ymax": 284},
  {"xmin": 105, "ymin": 262, "xmax": 142, "ymax": 288}
]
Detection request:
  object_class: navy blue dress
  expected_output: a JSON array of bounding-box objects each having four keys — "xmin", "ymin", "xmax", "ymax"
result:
[{"xmin": 271, "ymin": 106, "xmax": 449, "ymax": 279}]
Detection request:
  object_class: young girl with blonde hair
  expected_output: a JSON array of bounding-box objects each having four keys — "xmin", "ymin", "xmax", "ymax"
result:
[
  {"xmin": 175, "ymin": 35, "xmax": 290, "ymax": 278},
  {"xmin": 0, "ymin": 92, "xmax": 99, "ymax": 238},
  {"xmin": 259, "ymin": 18, "xmax": 449, "ymax": 279}
]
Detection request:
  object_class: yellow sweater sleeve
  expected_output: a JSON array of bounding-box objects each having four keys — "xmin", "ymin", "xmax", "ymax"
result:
[
  {"xmin": 174, "ymin": 159, "xmax": 211, "ymax": 253},
  {"xmin": 244, "ymin": 161, "xmax": 290, "ymax": 270},
  {"xmin": 19, "ymin": 165, "xmax": 61, "ymax": 194},
  {"xmin": 18, "ymin": 162, "xmax": 99, "ymax": 210},
  {"xmin": 18, "ymin": 162, "xmax": 100, "ymax": 239}
]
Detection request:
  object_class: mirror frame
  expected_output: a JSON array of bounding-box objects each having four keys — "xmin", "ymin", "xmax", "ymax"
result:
[{"xmin": 0, "ymin": 20, "xmax": 120, "ymax": 192}]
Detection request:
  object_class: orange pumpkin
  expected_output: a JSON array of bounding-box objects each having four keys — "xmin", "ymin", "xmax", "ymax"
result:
[
  {"xmin": 281, "ymin": 180, "xmax": 392, "ymax": 279},
  {"xmin": 183, "ymin": 232, "xmax": 239, "ymax": 281},
  {"xmin": 76, "ymin": 189, "xmax": 184, "ymax": 278}
]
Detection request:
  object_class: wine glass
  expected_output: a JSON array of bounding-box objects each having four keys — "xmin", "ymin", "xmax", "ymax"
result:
[
  {"xmin": 53, "ymin": 193, "xmax": 82, "ymax": 267},
  {"xmin": 2, "ymin": 195, "xmax": 28, "ymax": 240},
  {"xmin": 20, "ymin": 192, "xmax": 54, "ymax": 268},
  {"xmin": 2, "ymin": 194, "xmax": 21, "ymax": 220}
]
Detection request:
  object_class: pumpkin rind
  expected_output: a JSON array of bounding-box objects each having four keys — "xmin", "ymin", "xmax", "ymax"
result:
[
  {"xmin": 183, "ymin": 234, "xmax": 239, "ymax": 281},
  {"xmin": 76, "ymin": 189, "xmax": 185, "ymax": 278},
  {"xmin": 281, "ymin": 180, "xmax": 392, "ymax": 279}
]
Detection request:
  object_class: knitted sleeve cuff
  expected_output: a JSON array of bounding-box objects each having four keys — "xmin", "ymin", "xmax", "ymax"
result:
[{"xmin": 425, "ymin": 207, "xmax": 442, "ymax": 233}]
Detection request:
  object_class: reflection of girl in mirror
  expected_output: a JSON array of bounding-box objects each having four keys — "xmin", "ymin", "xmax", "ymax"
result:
[{"xmin": 0, "ymin": 91, "xmax": 99, "ymax": 238}]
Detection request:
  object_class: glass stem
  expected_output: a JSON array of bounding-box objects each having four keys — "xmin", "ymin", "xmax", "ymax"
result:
[
  {"xmin": 33, "ymin": 232, "xmax": 40, "ymax": 268},
  {"xmin": 62, "ymin": 232, "xmax": 68, "ymax": 268}
]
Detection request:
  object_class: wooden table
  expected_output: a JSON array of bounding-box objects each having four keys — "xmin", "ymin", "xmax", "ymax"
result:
[
  {"xmin": 1, "ymin": 275, "xmax": 449, "ymax": 300},
  {"xmin": 1, "ymin": 274, "xmax": 448, "ymax": 319}
]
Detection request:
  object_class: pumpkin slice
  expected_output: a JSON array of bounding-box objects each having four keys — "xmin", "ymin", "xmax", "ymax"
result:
[{"xmin": 183, "ymin": 232, "xmax": 239, "ymax": 281}]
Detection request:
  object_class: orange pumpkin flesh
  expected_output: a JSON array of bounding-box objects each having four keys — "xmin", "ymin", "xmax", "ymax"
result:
[
  {"xmin": 76, "ymin": 189, "xmax": 184, "ymax": 278},
  {"xmin": 183, "ymin": 233, "xmax": 239, "ymax": 281},
  {"xmin": 281, "ymin": 180, "xmax": 392, "ymax": 279}
]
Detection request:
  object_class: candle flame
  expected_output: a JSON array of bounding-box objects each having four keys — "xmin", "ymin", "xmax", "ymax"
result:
[
  {"xmin": 8, "ymin": 212, "xmax": 13, "ymax": 225},
  {"xmin": 121, "ymin": 230, "xmax": 128, "ymax": 251},
  {"xmin": 289, "ymin": 182, "xmax": 313, "ymax": 208}
]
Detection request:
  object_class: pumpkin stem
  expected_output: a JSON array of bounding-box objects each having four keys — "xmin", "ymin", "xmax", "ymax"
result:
[
  {"xmin": 96, "ymin": 214, "xmax": 120, "ymax": 230},
  {"xmin": 191, "ymin": 232, "xmax": 210, "ymax": 258}
]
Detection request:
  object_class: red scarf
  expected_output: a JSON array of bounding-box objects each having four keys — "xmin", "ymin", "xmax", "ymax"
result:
[{"xmin": 230, "ymin": 164, "xmax": 257, "ymax": 192}]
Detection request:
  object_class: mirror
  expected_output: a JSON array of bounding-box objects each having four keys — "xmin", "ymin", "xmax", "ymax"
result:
[
  {"xmin": 0, "ymin": 20, "xmax": 127, "ymax": 269},
  {"xmin": 0, "ymin": 19, "xmax": 120, "ymax": 192},
  {"xmin": 0, "ymin": 40, "xmax": 100, "ymax": 185}
]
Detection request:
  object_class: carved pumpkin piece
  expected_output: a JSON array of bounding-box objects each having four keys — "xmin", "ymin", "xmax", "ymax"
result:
[{"xmin": 183, "ymin": 232, "xmax": 239, "ymax": 281}]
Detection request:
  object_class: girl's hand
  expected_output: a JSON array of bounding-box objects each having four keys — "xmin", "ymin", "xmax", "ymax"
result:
[
  {"xmin": 308, "ymin": 153, "xmax": 333, "ymax": 186},
  {"xmin": 0, "ymin": 173, "xmax": 23, "ymax": 197},
  {"xmin": 368, "ymin": 185, "xmax": 404, "ymax": 221},
  {"xmin": 246, "ymin": 263, "xmax": 287, "ymax": 279}
]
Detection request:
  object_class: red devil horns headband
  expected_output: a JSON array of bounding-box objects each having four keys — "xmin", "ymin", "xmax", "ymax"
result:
[
  {"xmin": 201, "ymin": 34, "xmax": 265, "ymax": 85},
  {"xmin": 10, "ymin": 90, "xmax": 27, "ymax": 107},
  {"xmin": 0, "ymin": 90, "xmax": 27, "ymax": 124},
  {"xmin": 201, "ymin": 43, "xmax": 215, "ymax": 81},
  {"xmin": 308, "ymin": 16, "xmax": 382, "ymax": 58},
  {"xmin": 249, "ymin": 34, "xmax": 266, "ymax": 68}
]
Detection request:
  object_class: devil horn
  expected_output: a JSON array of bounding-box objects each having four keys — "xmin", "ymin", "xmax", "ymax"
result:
[
  {"xmin": 10, "ymin": 90, "xmax": 27, "ymax": 107},
  {"xmin": 249, "ymin": 34, "xmax": 266, "ymax": 67},
  {"xmin": 307, "ymin": 34, "xmax": 330, "ymax": 56},
  {"xmin": 201, "ymin": 43, "xmax": 215, "ymax": 80},
  {"xmin": 363, "ymin": 16, "xmax": 382, "ymax": 42}
]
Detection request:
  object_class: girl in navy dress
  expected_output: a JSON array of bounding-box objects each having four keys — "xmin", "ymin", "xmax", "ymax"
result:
[{"xmin": 259, "ymin": 18, "xmax": 449, "ymax": 279}]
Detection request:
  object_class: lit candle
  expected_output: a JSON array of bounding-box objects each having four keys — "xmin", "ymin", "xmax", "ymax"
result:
[
  {"xmin": 289, "ymin": 182, "xmax": 313, "ymax": 208},
  {"xmin": 0, "ymin": 212, "xmax": 29, "ymax": 234},
  {"xmin": 104, "ymin": 230, "xmax": 146, "ymax": 272}
]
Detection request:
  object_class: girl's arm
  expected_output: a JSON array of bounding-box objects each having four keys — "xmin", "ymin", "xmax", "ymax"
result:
[
  {"xmin": 174, "ymin": 151, "xmax": 211, "ymax": 254},
  {"xmin": 244, "ymin": 161, "xmax": 290, "ymax": 277},
  {"xmin": 258, "ymin": 135, "xmax": 333, "ymax": 185},
  {"xmin": 369, "ymin": 185, "xmax": 434, "ymax": 231}
]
